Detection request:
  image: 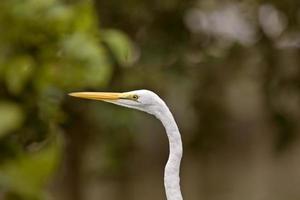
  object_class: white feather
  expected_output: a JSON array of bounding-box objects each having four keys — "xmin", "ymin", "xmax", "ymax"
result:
[{"xmin": 110, "ymin": 90, "xmax": 183, "ymax": 200}]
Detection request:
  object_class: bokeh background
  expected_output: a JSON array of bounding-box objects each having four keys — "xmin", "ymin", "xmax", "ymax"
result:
[{"xmin": 1, "ymin": 0, "xmax": 300, "ymax": 200}]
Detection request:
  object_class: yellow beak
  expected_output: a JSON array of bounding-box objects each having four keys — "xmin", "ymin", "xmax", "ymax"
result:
[{"xmin": 69, "ymin": 92, "xmax": 123, "ymax": 101}]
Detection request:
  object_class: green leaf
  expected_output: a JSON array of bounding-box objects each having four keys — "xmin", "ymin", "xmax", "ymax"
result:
[
  {"xmin": 5, "ymin": 56, "xmax": 35, "ymax": 95},
  {"xmin": 102, "ymin": 29, "xmax": 135, "ymax": 66},
  {"xmin": 0, "ymin": 102, "xmax": 24, "ymax": 138},
  {"xmin": 71, "ymin": 2, "xmax": 98, "ymax": 33},
  {"xmin": 58, "ymin": 33, "xmax": 112, "ymax": 88},
  {"xmin": 0, "ymin": 137, "xmax": 62, "ymax": 199}
]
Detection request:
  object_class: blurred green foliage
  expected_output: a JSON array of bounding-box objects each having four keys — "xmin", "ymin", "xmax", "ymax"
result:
[
  {"xmin": 0, "ymin": 137, "xmax": 61, "ymax": 200},
  {"xmin": 0, "ymin": 0, "xmax": 134, "ymax": 199},
  {"xmin": 0, "ymin": 102, "xmax": 24, "ymax": 139},
  {"xmin": 0, "ymin": 0, "xmax": 300, "ymax": 199}
]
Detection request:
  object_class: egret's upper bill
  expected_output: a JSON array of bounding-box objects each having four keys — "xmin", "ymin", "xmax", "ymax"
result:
[{"xmin": 68, "ymin": 92, "xmax": 123, "ymax": 101}]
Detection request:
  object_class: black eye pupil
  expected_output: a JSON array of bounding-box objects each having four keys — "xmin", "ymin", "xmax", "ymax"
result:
[{"xmin": 133, "ymin": 95, "xmax": 138, "ymax": 99}]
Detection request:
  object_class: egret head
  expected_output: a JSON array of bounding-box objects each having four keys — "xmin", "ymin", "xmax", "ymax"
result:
[
  {"xmin": 69, "ymin": 89, "xmax": 183, "ymax": 199},
  {"xmin": 69, "ymin": 89, "xmax": 164, "ymax": 115}
]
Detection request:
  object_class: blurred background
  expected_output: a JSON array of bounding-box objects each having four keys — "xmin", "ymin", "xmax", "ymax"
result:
[{"xmin": 0, "ymin": 0, "xmax": 300, "ymax": 199}]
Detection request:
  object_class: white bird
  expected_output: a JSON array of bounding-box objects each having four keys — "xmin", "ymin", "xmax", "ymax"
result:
[{"xmin": 69, "ymin": 89, "xmax": 183, "ymax": 200}]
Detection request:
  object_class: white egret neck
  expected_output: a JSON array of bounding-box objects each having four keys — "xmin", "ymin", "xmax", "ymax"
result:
[
  {"xmin": 68, "ymin": 89, "xmax": 183, "ymax": 199},
  {"xmin": 154, "ymin": 102, "xmax": 183, "ymax": 200}
]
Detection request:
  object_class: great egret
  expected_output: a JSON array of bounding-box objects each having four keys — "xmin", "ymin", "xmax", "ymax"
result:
[{"xmin": 69, "ymin": 89, "xmax": 183, "ymax": 200}]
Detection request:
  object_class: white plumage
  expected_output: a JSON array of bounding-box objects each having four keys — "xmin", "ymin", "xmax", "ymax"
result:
[{"xmin": 69, "ymin": 89, "xmax": 183, "ymax": 200}]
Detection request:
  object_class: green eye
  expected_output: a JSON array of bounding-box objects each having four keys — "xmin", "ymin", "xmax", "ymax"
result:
[{"xmin": 132, "ymin": 94, "xmax": 139, "ymax": 100}]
